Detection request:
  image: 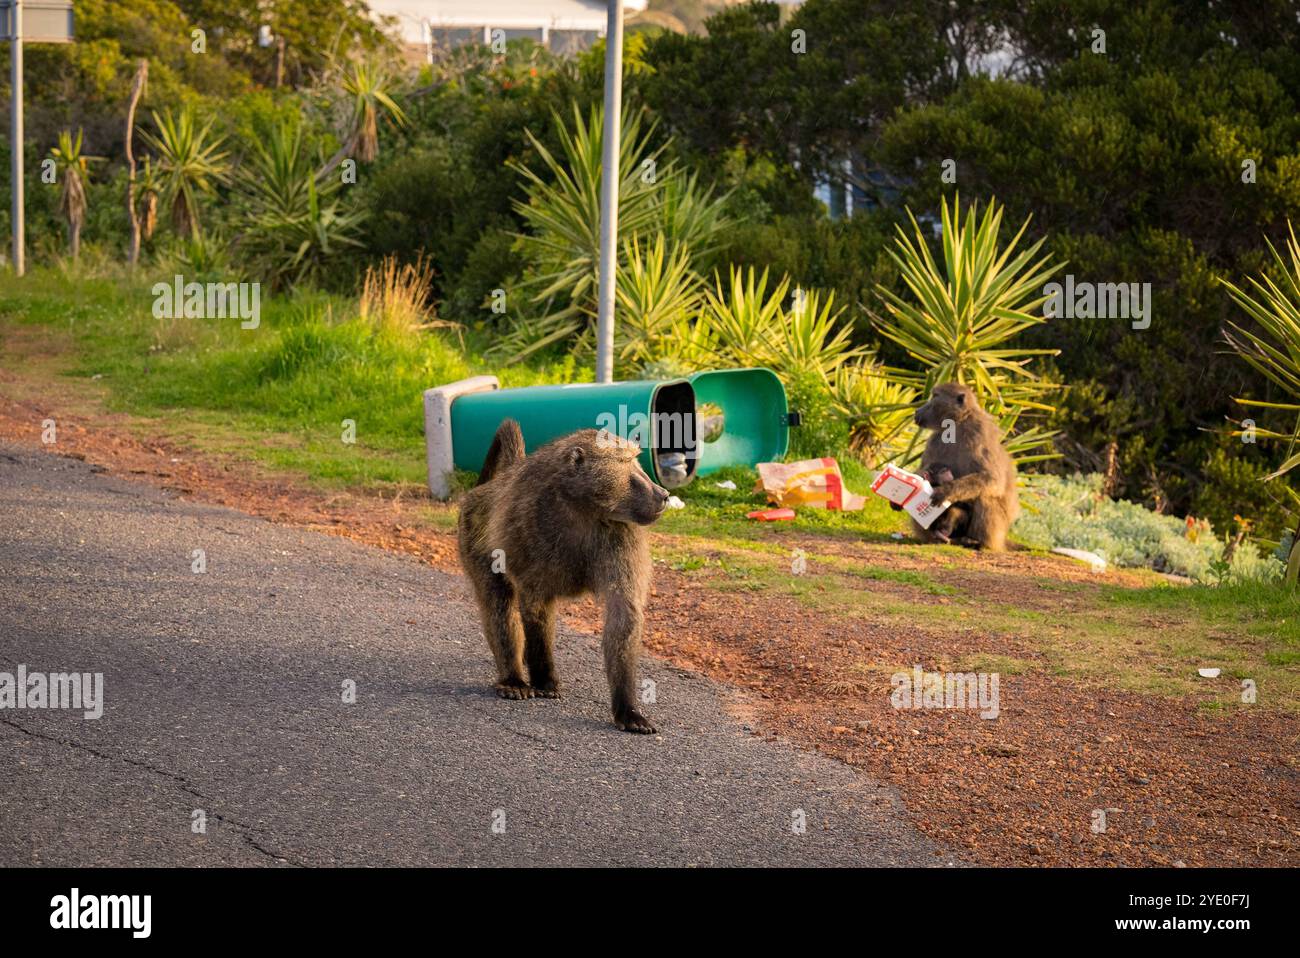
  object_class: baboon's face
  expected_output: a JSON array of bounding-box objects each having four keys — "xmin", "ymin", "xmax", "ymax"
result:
[
  {"xmin": 914, "ymin": 383, "xmax": 978, "ymax": 429},
  {"xmin": 563, "ymin": 431, "xmax": 670, "ymax": 526}
]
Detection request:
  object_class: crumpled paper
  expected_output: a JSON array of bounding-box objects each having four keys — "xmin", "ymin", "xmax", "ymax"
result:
[{"xmin": 755, "ymin": 457, "xmax": 866, "ymax": 511}]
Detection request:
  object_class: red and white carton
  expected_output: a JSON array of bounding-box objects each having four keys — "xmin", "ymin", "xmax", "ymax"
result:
[{"xmin": 870, "ymin": 464, "xmax": 951, "ymax": 529}]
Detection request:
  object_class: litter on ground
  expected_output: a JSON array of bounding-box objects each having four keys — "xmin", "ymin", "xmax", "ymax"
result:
[
  {"xmin": 755, "ymin": 458, "xmax": 866, "ymax": 511},
  {"xmin": 1051, "ymin": 547, "xmax": 1108, "ymax": 572},
  {"xmin": 747, "ymin": 508, "xmax": 796, "ymax": 521}
]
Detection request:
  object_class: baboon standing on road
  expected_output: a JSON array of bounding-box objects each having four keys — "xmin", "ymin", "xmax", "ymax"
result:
[
  {"xmin": 912, "ymin": 382, "xmax": 1018, "ymax": 551},
  {"xmin": 458, "ymin": 420, "xmax": 670, "ymax": 733}
]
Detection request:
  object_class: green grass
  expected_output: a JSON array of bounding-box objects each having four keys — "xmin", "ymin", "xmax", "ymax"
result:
[
  {"xmin": 650, "ymin": 526, "xmax": 1300, "ymax": 708},
  {"xmin": 0, "ymin": 269, "xmax": 908, "ymax": 540},
  {"xmin": 0, "ymin": 269, "xmax": 583, "ymax": 490},
  {"xmin": 836, "ymin": 563, "xmax": 959, "ymax": 595},
  {"xmin": 656, "ymin": 463, "xmax": 905, "ymax": 543}
]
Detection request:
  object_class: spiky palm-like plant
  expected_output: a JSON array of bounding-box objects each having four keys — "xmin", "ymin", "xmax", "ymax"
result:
[
  {"xmin": 701, "ymin": 266, "xmax": 864, "ymax": 382},
  {"xmin": 320, "ymin": 58, "xmax": 407, "ymax": 174},
  {"xmin": 496, "ymin": 104, "xmax": 730, "ymax": 362},
  {"xmin": 1221, "ymin": 221, "xmax": 1300, "ymax": 583},
  {"xmin": 49, "ymin": 129, "xmax": 98, "ymax": 259},
  {"xmin": 701, "ymin": 265, "xmax": 791, "ymax": 369},
  {"xmin": 832, "ymin": 361, "xmax": 920, "ymax": 466},
  {"xmin": 613, "ymin": 234, "xmax": 702, "ymax": 376},
  {"xmin": 141, "ymin": 107, "xmax": 230, "ymax": 239},
  {"xmin": 868, "ymin": 194, "xmax": 1064, "ymax": 465},
  {"xmin": 235, "ymin": 120, "xmax": 365, "ymax": 292}
]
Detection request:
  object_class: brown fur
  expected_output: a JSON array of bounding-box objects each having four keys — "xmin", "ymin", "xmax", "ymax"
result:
[
  {"xmin": 920, "ymin": 464, "xmax": 971, "ymax": 544},
  {"xmin": 912, "ymin": 383, "xmax": 1018, "ymax": 551},
  {"xmin": 457, "ymin": 420, "xmax": 670, "ymax": 733}
]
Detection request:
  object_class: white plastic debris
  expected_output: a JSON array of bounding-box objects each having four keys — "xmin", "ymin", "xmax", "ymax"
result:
[
  {"xmin": 1197, "ymin": 668, "xmax": 1221, "ymax": 679},
  {"xmin": 714, "ymin": 480, "xmax": 737, "ymax": 490},
  {"xmin": 1052, "ymin": 547, "xmax": 1107, "ymax": 573},
  {"xmin": 657, "ymin": 451, "xmax": 689, "ymax": 487},
  {"xmin": 666, "ymin": 495, "xmax": 685, "ymax": 510}
]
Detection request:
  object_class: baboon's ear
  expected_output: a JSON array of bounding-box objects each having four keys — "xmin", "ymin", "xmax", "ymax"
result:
[{"xmin": 568, "ymin": 446, "xmax": 585, "ymax": 469}]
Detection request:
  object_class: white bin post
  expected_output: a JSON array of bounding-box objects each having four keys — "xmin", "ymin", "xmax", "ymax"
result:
[{"xmin": 423, "ymin": 375, "xmax": 499, "ymax": 500}]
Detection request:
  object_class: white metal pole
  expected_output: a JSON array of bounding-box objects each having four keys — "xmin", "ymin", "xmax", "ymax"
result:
[
  {"xmin": 10, "ymin": 0, "xmax": 23, "ymax": 276},
  {"xmin": 594, "ymin": 0, "xmax": 623, "ymax": 384}
]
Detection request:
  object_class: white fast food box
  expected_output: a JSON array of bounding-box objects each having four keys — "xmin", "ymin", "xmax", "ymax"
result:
[{"xmin": 870, "ymin": 464, "xmax": 952, "ymax": 530}]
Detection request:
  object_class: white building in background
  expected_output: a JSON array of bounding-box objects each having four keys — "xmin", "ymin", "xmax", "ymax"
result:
[{"xmin": 368, "ymin": 1, "xmax": 650, "ymax": 58}]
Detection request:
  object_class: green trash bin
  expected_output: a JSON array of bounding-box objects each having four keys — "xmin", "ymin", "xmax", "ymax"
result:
[
  {"xmin": 444, "ymin": 367, "xmax": 789, "ymax": 489},
  {"xmin": 689, "ymin": 368, "xmax": 789, "ymax": 476}
]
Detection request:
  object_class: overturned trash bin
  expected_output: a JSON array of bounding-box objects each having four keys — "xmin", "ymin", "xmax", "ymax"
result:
[{"xmin": 423, "ymin": 368, "xmax": 790, "ymax": 499}]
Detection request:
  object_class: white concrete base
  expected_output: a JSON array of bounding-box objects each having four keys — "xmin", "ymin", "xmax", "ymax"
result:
[{"xmin": 423, "ymin": 375, "xmax": 499, "ymax": 499}]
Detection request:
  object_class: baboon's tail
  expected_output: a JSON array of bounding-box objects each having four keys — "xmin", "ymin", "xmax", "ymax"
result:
[{"xmin": 476, "ymin": 419, "xmax": 525, "ymax": 486}]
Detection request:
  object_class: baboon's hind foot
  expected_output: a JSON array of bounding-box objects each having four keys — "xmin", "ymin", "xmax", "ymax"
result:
[
  {"xmin": 615, "ymin": 710, "xmax": 658, "ymax": 734},
  {"xmin": 495, "ymin": 677, "xmax": 534, "ymax": 700},
  {"xmin": 530, "ymin": 679, "xmax": 562, "ymax": 699}
]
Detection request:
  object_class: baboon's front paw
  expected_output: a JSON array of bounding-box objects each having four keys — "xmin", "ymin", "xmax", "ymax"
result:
[
  {"xmin": 531, "ymin": 680, "xmax": 562, "ymax": 699},
  {"xmin": 615, "ymin": 711, "xmax": 658, "ymax": 734},
  {"xmin": 495, "ymin": 679, "xmax": 534, "ymax": 700}
]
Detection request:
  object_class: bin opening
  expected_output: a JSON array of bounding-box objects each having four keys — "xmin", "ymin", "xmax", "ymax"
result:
[{"xmin": 646, "ymin": 380, "xmax": 698, "ymax": 488}]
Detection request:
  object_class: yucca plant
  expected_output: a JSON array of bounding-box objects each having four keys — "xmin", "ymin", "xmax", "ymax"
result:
[
  {"xmin": 165, "ymin": 228, "xmax": 232, "ymax": 280},
  {"xmin": 489, "ymin": 311, "xmax": 584, "ymax": 367},
  {"xmin": 657, "ymin": 165, "xmax": 732, "ymax": 258},
  {"xmin": 832, "ymin": 361, "xmax": 920, "ymax": 466},
  {"xmin": 239, "ymin": 120, "xmax": 316, "ymax": 217},
  {"xmin": 868, "ymin": 194, "xmax": 1064, "ymax": 465},
  {"xmin": 324, "ymin": 58, "xmax": 408, "ymax": 171},
  {"xmin": 141, "ymin": 107, "xmax": 230, "ymax": 239},
  {"xmin": 502, "ymin": 104, "xmax": 730, "ymax": 361},
  {"xmin": 701, "ymin": 266, "xmax": 864, "ymax": 381},
  {"xmin": 613, "ymin": 234, "xmax": 702, "ymax": 376},
  {"xmin": 656, "ymin": 311, "xmax": 719, "ymax": 375},
  {"xmin": 702, "ymin": 265, "xmax": 791, "ymax": 368},
  {"xmin": 235, "ymin": 120, "xmax": 366, "ymax": 292},
  {"xmin": 48, "ymin": 129, "xmax": 98, "ymax": 260},
  {"xmin": 1221, "ymin": 220, "xmax": 1300, "ymax": 584},
  {"xmin": 767, "ymin": 286, "xmax": 865, "ymax": 382},
  {"xmin": 697, "ymin": 266, "xmax": 867, "ymax": 458}
]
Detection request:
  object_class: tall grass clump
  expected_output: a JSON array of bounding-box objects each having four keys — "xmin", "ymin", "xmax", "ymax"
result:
[{"xmin": 358, "ymin": 253, "xmax": 461, "ymax": 339}]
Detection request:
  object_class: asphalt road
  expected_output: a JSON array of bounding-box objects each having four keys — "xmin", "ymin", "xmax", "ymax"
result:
[{"xmin": 0, "ymin": 443, "xmax": 945, "ymax": 867}]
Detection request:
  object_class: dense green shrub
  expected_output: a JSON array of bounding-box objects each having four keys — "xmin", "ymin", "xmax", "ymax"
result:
[
  {"xmin": 785, "ymin": 370, "xmax": 849, "ymax": 460},
  {"xmin": 1016, "ymin": 474, "xmax": 1284, "ymax": 583}
]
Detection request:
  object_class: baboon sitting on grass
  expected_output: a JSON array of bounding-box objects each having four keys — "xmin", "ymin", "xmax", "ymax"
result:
[
  {"xmin": 457, "ymin": 420, "xmax": 671, "ymax": 734},
  {"xmin": 911, "ymin": 383, "xmax": 1018, "ymax": 551}
]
